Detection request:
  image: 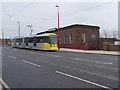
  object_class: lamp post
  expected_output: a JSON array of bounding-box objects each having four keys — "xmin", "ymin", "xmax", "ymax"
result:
[
  {"xmin": 27, "ymin": 25, "xmax": 33, "ymax": 36},
  {"xmin": 17, "ymin": 22, "xmax": 20, "ymax": 37},
  {"xmin": 2, "ymin": 29, "xmax": 4, "ymax": 47},
  {"xmin": 56, "ymin": 5, "xmax": 60, "ymax": 50}
]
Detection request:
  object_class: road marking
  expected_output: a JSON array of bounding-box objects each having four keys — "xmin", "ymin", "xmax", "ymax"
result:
[
  {"xmin": 25, "ymin": 55, "xmax": 118, "ymax": 80},
  {"xmin": 41, "ymin": 54, "xmax": 60, "ymax": 58},
  {"xmin": 0, "ymin": 84, "xmax": 2, "ymax": 89},
  {"xmin": 0, "ymin": 78, "xmax": 11, "ymax": 90},
  {"xmin": 30, "ymin": 52, "xmax": 34, "ymax": 53},
  {"xmin": 73, "ymin": 58, "xmax": 113, "ymax": 65},
  {"xmin": 22, "ymin": 60, "xmax": 41, "ymax": 67},
  {"xmin": 8, "ymin": 55, "xmax": 16, "ymax": 59},
  {"xmin": 104, "ymin": 63, "xmax": 113, "ymax": 65},
  {"xmin": 102, "ymin": 57, "xmax": 117, "ymax": 60},
  {"xmin": 13, "ymin": 49, "xmax": 17, "ymax": 50},
  {"xmin": 56, "ymin": 71, "xmax": 113, "ymax": 90},
  {"xmin": 52, "ymin": 55, "xmax": 60, "ymax": 57}
]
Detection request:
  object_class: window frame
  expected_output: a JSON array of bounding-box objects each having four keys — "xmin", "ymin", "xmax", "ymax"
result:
[
  {"xmin": 70, "ymin": 34, "xmax": 73, "ymax": 43},
  {"xmin": 64, "ymin": 35, "xmax": 67, "ymax": 44},
  {"xmin": 81, "ymin": 33, "xmax": 85, "ymax": 43}
]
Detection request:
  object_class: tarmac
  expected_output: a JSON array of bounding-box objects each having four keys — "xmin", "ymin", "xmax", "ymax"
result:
[
  {"xmin": 1, "ymin": 45, "xmax": 119, "ymax": 56},
  {"xmin": 60, "ymin": 48, "xmax": 120, "ymax": 56}
]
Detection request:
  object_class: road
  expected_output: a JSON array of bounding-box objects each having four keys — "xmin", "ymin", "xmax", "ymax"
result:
[{"xmin": 1, "ymin": 46, "xmax": 118, "ymax": 89}]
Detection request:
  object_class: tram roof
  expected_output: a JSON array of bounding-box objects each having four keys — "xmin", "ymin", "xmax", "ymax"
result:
[
  {"xmin": 35, "ymin": 33, "xmax": 56, "ymax": 37},
  {"xmin": 12, "ymin": 33, "xmax": 56, "ymax": 39}
]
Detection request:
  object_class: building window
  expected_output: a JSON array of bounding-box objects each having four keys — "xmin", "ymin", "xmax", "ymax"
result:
[
  {"xmin": 70, "ymin": 34, "xmax": 73, "ymax": 43},
  {"xmin": 60, "ymin": 36, "xmax": 62, "ymax": 44},
  {"xmin": 81, "ymin": 33, "xmax": 85, "ymax": 43},
  {"xmin": 64, "ymin": 35, "xmax": 67, "ymax": 43}
]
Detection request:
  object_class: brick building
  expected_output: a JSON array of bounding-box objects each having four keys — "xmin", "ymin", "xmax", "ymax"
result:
[
  {"xmin": 0, "ymin": 38, "xmax": 11, "ymax": 46},
  {"xmin": 37, "ymin": 24, "xmax": 100, "ymax": 50}
]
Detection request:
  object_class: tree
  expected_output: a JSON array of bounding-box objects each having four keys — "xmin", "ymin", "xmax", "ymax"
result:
[
  {"xmin": 112, "ymin": 31, "xmax": 118, "ymax": 38},
  {"xmin": 100, "ymin": 29, "xmax": 118, "ymax": 38}
]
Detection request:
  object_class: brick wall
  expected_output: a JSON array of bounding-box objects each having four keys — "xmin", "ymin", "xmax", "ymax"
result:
[
  {"xmin": 54, "ymin": 27, "xmax": 99, "ymax": 50},
  {"xmin": 103, "ymin": 42, "xmax": 120, "ymax": 51},
  {"xmin": 109, "ymin": 45, "xmax": 120, "ymax": 51}
]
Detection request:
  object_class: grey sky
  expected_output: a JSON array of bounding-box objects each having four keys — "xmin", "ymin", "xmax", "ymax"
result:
[{"xmin": 2, "ymin": 0, "xmax": 118, "ymax": 38}]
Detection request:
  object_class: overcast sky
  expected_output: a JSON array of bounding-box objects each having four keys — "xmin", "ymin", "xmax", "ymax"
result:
[{"xmin": 1, "ymin": 0, "xmax": 119, "ymax": 38}]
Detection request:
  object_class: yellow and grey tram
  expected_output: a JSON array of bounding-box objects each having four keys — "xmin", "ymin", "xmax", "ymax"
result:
[{"xmin": 11, "ymin": 33, "xmax": 58, "ymax": 50}]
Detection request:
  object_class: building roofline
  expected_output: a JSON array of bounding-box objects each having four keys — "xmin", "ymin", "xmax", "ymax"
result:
[
  {"xmin": 37, "ymin": 24, "xmax": 100, "ymax": 35},
  {"xmin": 59, "ymin": 24, "xmax": 100, "ymax": 30}
]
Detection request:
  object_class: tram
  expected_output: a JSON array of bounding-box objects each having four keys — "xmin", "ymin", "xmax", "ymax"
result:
[{"xmin": 11, "ymin": 33, "xmax": 58, "ymax": 50}]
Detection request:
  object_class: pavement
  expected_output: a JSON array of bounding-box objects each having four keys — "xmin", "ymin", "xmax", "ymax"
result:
[{"xmin": 60, "ymin": 48, "xmax": 120, "ymax": 56}]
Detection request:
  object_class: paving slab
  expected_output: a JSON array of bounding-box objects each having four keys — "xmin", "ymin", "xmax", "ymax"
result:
[{"xmin": 60, "ymin": 48, "xmax": 120, "ymax": 56}]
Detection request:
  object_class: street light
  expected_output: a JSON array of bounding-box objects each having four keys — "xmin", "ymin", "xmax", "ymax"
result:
[
  {"xmin": 17, "ymin": 22, "xmax": 20, "ymax": 37},
  {"xmin": 56, "ymin": 5, "xmax": 60, "ymax": 50},
  {"xmin": 27, "ymin": 25, "xmax": 33, "ymax": 36},
  {"xmin": 2, "ymin": 29, "xmax": 4, "ymax": 47}
]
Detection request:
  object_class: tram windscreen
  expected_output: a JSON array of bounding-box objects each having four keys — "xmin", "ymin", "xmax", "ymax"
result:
[{"xmin": 49, "ymin": 35, "xmax": 58, "ymax": 44}]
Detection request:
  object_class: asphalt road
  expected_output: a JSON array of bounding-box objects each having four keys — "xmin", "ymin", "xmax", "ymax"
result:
[{"xmin": 1, "ymin": 46, "xmax": 118, "ymax": 89}]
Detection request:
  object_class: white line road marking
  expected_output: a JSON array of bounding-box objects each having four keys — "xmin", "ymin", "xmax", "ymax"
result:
[
  {"xmin": 104, "ymin": 63, "xmax": 113, "ymax": 65},
  {"xmin": 56, "ymin": 71, "xmax": 113, "ymax": 90},
  {"xmin": 23, "ymin": 55, "xmax": 117, "ymax": 80},
  {"xmin": 52, "ymin": 55, "xmax": 60, "ymax": 57},
  {"xmin": 13, "ymin": 49, "xmax": 17, "ymax": 50},
  {"xmin": 8, "ymin": 55, "xmax": 16, "ymax": 59},
  {"xmin": 41, "ymin": 54, "xmax": 60, "ymax": 58},
  {"xmin": 30, "ymin": 52, "xmax": 60, "ymax": 58},
  {"xmin": 22, "ymin": 60, "xmax": 41, "ymax": 67},
  {"xmin": 0, "ymin": 84, "xmax": 2, "ymax": 90},
  {"xmin": 73, "ymin": 58, "xmax": 113, "ymax": 65}
]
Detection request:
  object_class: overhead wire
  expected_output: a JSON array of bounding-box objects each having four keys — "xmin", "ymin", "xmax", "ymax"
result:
[
  {"xmin": 34, "ymin": 2, "xmax": 115, "ymax": 24},
  {"xmin": 60, "ymin": 2, "xmax": 114, "ymax": 17},
  {"xmin": 4, "ymin": 0, "xmax": 36, "ymax": 21},
  {"xmin": 3, "ymin": 1, "xmax": 117, "ymax": 34},
  {"xmin": 4, "ymin": 1, "xmax": 115, "ymax": 23},
  {"xmin": 30, "ymin": 2, "xmax": 117, "ymax": 32}
]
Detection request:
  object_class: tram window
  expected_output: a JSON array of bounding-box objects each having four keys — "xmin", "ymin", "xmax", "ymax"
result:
[
  {"xmin": 19, "ymin": 38, "xmax": 22, "ymax": 43},
  {"xmin": 37, "ymin": 37, "xmax": 41, "ymax": 43},
  {"xmin": 33, "ymin": 37, "xmax": 37, "ymax": 43},
  {"xmin": 40, "ymin": 37, "xmax": 44, "ymax": 43},
  {"xmin": 44, "ymin": 37, "xmax": 51, "ymax": 43},
  {"xmin": 12, "ymin": 39, "xmax": 15, "ymax": 42},
  {"xmin": 21, "ymin": 38, "xmax": 23, "ymax": 42},
  {"xmin": 16, "ymin": 39, "xmax": 19, "ymax": 43},
  {"xmin": 25, "ymin": 38, "xmax": 29, "ymax": 43},
  {"xmin": 29, "ymin": 38, "xmax": 33, "ymax": 43}
]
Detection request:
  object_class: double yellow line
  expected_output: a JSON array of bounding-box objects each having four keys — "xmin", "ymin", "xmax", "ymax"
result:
[{"xmin": 0, "ymin": 78, "xmax": 10, "ymax": 90}]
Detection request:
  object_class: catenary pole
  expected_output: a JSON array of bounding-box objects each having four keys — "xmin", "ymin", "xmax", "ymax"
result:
[{"xmin": 56, "ymin": 5, "xmax": 60, "ymax": 50}]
